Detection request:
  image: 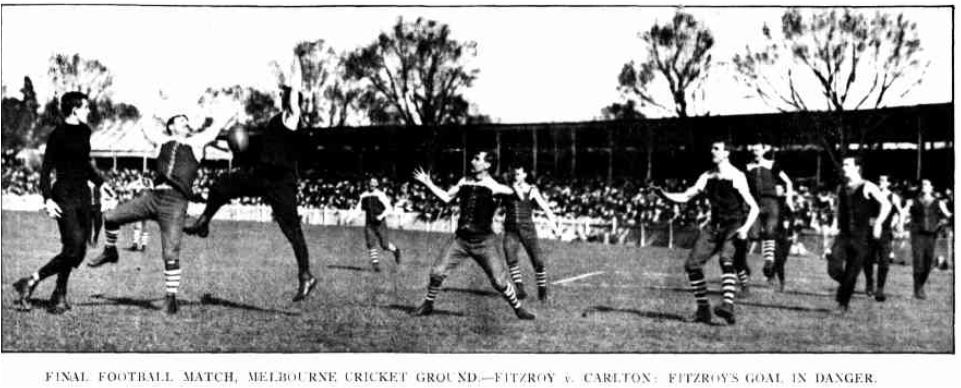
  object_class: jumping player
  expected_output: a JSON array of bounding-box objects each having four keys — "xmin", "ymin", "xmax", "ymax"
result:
[
  {"xmin": 411, "ymin": 151, "xmax": 535, "ymax": 320},
  {"xmin": 904, "ymin": 179, "xmax": 952, "ymax": 299},
  {"xmin": 862, "ymin": 175, "xmax": 903, "ymax": 302},
  {"xmin": 826, "ymin": 157, "xmax": 891, "ymax": 312},
  {"xmin": 12, "ymin": 92, "xmax": 104, "ymax": 314},
  {"xmin": 655, "ymin": 141, "xmax": 759, "ymax": 325},
  {"xmin": 87, "ymin": 112, "xmax": 235, "ymax": 314},
  {"xmin": 501, "ymin": 165, "xmax": 561, "ymax": 301},
  {"xmin": 346, "ymin": 177, "xmax": 402, "ymax": 272},
  {"xmin": 183, "ymin": 59, "xmax": 318, "ymax": 302}
]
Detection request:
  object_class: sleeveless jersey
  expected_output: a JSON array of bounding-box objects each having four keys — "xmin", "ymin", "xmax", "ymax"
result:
[
  {"xmin": 910, "ymin": 195, "xmax": 941, "ymax": 234},
  {"xmin": 837, "ymin": 183, "xmax": 873, "ymax": 239},
  {"xmin": 362, "ymin": 193, "xmax": 386, "ymax": 225},
  {"xmin": 747, "ymin": 161, "xmax": 781, "ymax": 199},
  {"xmin": 154, "ymin": 140, "xmax": 199, "ymax": 197},
  {"xmin": 503, "ymin": 186, "xmax": 536, "ymax": 232},
  {"xmin": 705, "ymin": 174, "xmax": 744, "ymax": 225},
  {"xmin": 456, "ymin": 184, "xmax": 498, "ymax": 241},
  {"xmin": 257, "ymin": 114, "xmax": 301, "ymax": 172}
]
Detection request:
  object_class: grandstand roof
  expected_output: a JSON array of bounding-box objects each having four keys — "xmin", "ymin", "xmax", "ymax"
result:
[{"xmin": 90, "ymin": 119, "xmax": 231, "ymax": 160}]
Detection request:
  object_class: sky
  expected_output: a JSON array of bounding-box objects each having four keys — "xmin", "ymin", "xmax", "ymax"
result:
[{"xmin": 0, "ymin": 5, "xmax": 952, "ymax": 124}]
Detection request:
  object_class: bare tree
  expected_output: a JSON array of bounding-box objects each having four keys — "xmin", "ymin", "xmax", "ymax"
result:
[{"xmin": 617, "ymin": 10, "xmax": 714, "ymax": 118}]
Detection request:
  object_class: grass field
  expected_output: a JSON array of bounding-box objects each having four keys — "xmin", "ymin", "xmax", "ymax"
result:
[{"xmin": 1, "ymin": 210, "xmax": 954, "ymax": 353}]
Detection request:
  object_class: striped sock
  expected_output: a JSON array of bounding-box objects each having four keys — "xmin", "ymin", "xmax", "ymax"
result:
[
  {"xmin": 509, "ymin": 265, "xmax": 523, "ymax": 284},
  {"xmin": 425, "ymin": 283, "xmax": 441, "ymax": 302},
  {"xmin": 105, "ymin": 227, "xmax": 119, "ymax": 247},
  {"xmin": 369, "ymin": 248, "xmax": 379, "ymax": 265},
  {"xmin": 737, "ymin": 270, "xmax": 750, "ymax": 286},
  {"xmin": 688, "ymin": 270, "xmax": 708, "ymax": 306},
  {"xmin": 140, "ymin": 230, "xmax": 150, "ymax": 247},
  {"xmin": 501, "ymin": 283, "xmax": 522, "ymax": 309},
  {"xmin": 762, "ymin": 240, "xmax": 775, "ymax": 264},
  {"xmin": 535, "ymin": 271, "xmax": 547, "ymax": 288},
  {"xmin": 164, "ymin": 266, "xmax": 182, "ymax": 295},
  {"xmin": 721, "ymin": 273, "xmax": 737, "ymax": 305}
]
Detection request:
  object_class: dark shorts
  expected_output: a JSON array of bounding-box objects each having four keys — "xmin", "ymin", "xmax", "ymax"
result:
[
  {"xmin": 430, "ymin": 234, "xmax": 510, "ymax": 290},
  {"xmin": 749, "ymin": 197, "xmax": 780, "ymax": 240},
  {"xmin": 364, "ymin": 222, "xmax": 390, "ymax": 249},
  {"xmin": 686, "ymin": 222, "xmax": 740, "ymax": 271}
]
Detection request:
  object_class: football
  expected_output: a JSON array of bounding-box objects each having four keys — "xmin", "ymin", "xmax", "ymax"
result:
[{"xmin": 226, "ymin": 125, "xmax": 249, "ymax": 153}]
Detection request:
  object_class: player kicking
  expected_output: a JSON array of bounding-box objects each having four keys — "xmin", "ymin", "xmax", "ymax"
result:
[
  {"xmin": 87, "ymin": 111, "xmax": 235, "ymax": 314},
  {"xmin": 655, "ymin": 141, "xmax": 759, "ymax": 324},
  {"xmin": 345, "ymin": 177, "xmax": 402, "ymax": 272},
  {"xmin": 502, "ymin": 165, "xmax": 560, "ymax": 301},
  {"xmin": 183, "ymin": 59, "xmax": 318, "ymax": 302},
  {"xmin": 411, "ymin": 151, "xmax": 535, "ymax": 320},
  {"xmin": 826, "ymin": 157, "xmax": 890, "ymax": 312}
]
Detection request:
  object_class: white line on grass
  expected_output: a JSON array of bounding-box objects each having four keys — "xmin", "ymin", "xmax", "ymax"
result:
[{"xmin": 552, "ymin": 271, "xmax": 605, "ymax": 285}]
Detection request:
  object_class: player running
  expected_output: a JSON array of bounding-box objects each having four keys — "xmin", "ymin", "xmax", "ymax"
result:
[
  {"xmin": 862, "ymin": 175, "xmax": 904, "ymax": 302},
  {"xmin": 655, "ymin": 140, "xmax": 759, "ymax": 325},
  {"xmin": 904, "ymin": 179, "xmax": 952, "ymax": 300},
  {"xmin": 411, "ymin": 151, "xmax": 535, "ymax": 320},
  {"xmin": 345, "ymin": 177, "xmax": 402, "ymax": 272},
  {"xmin": 742, "ymin": 142, "xmax": 794, "ymax": 286}
]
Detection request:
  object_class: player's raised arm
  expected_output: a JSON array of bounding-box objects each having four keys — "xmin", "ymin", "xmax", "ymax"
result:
[
  {"xmin": 530, "ymin": 186, "xmax": 561, "ymax": 232},
  {"xmin": 413, "ymin": 167, "xmax": 458, "ymax": 204},
  {"xmin": 192, "ymin": 111, "xmax": 239, "ymax": 147},
  {"xmin": 658, "ymin": 174, "xmax": 708, "ymax": 204},
  {"xmin": 733, "ymin": 171, "xmax": 760, "ymax": 239},
  {"xmin": 141, "ymin": 122, "xmax": 172, "ymax": 146},
  {"xmin": 865, "ymin": 181, "xmax": 892, "ymax": 239}
]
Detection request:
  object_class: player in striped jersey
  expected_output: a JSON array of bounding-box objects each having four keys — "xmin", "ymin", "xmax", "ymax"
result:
[
  {"xmin": 86, "ymin": 111, "xmax": 235, "ymax": 314},
  {"xmin": 346, "ymin": 177, "xmax": 402, "ymax": 272},
  {"xmin": 502, "ymin": 165, "xmax": 560, "ymax": 301},
  {"xmin": 862, "ymin": 175, "xmax": 903, "ymax": 301},
  {"xmin": 411, "ymin": 151, "xmax": 535, "ymax": 320},
  {"xmin": 742, "ymin": 142, "xmax": 794, "ymax": 287},
  {"xmin": 655, "ymin": 141, "xmax": 759, "ymax": 325}
]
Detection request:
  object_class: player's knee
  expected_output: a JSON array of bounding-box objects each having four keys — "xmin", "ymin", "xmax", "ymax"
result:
[
  {"xmin": 428, "ymin": 274, "xmax": 445, "ymax": 287},
  {"xmin": 719, "ymin": 259, "xmax": 735, "ymax": 273},
  {"xmin": 684, "ymin": 260, "xmax": 702, "ymax": 274}
]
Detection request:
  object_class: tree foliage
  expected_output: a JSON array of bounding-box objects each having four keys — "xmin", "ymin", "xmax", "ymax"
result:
[
  {"xmin": 195, "ymin": 85, "xmax": 277, "ymax": 127},
  {"xmin": 617, "ymin": 10, "xmax": 714, "ymax": 118},
  {"xmin": 1, "ymin": 77, "xmax": 40, "ymax": 149},
  {"xmin": 41, "ymin": 53, "xmax": 140, "ymax": 130},
  {"xmin": 344, "ymin": 17, "xmax": 479, "ymax": 126}
]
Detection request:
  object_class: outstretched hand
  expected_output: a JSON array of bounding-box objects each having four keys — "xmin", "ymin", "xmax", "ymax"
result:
[{"xmin": 413, "ymin": 167, "xmax": 432, "ymax": 185}]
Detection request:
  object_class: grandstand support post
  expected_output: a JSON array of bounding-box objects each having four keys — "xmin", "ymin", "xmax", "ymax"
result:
[
  {"xmin": 570, "ymin": 128, "xmax": 577, "ymax": 177},
  {"xmin": 532, "ymin": 127, "xmax": 539, "ymax": 176},
  {"xmin": 461, "ymin": 130, "xmax": 468, "ymax": 177},
  {"xmin": 611, "ymin": 217, "xmax": 617, "ymax": 245},
  {"xmin": 495, "ymin": 131, "xmax": 502, "ymax": 175},
  {"xmin": 916, "ymin": 116, "xmax": 923, "ymax": 180},
  {"xmin": 668, "ymin": 219, "xmax": 674, "ymax": 249},
  {"xmin": 639, "ymin": 223, "xmax": 646, "ymax": 247},
  {"xmin": 141, "ymin": 156, "xmax": 146, "ymax": 172},
  {"xmin": 112, "ymin": 152, "xmax": 117, "ymax": 171},
  {"xmin": 606, "ymin": 130, "xmax": 613, "ymax": 184},
  {"xmin": 815, "ymin": 152, "xmax": 822, "ymax": 188}
]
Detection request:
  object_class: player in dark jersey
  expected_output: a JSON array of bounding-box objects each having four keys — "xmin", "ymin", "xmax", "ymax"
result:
[
  {"xmin": 183, "ymin": 61, "xmax": 317, "ymax": 302},
  {"xmin": 655, "ymin": 141, "xmax": 759, "ymax": 325},
  {"xmin": 12, "ymin": 92, "xmax": 105, "ymax": 314},
  {"xmin": 904, "ymin": 179, "xmax": 952, "ymax": 299},
  {"xmin": 411, "ymin": 151, "xmax": 535, "ymax": 320},
  {"xmin": 501, "ymin": 165, "xmax": 561, "ymax": 301},
  {"xmin": 741, "ymin": 142, "xmax": 794, "ymax": 287},
  {"xmin": 862, "ymin": 175, "xmax": 903, "ymax": 302},
  {"xmin": 346, "ymin": 177, "xmax": 402, "ymax": 272},
  {"xmin": 826, "ymin": 157, "xmax": 891, "ymax": 312},
  {"xmin": 86, "ymin": 112, "xmax": 235, "ymax": 313}
]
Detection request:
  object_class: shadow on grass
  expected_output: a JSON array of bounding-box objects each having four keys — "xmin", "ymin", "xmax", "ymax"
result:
[
  {"xmin": 82, "ymin": 294, "xmax": 161, "ymax": 310},
  {"xmin": 782, "ymin": 289, "xmax": 835, "ymax": 298},
  {"xmin": 444, "ymin": 287, "xmax": 501, "ymax": 298},
  {"xmin": 738, "ymin": 300, "xmax": 833, "ymax": 313},
  {"xmin": 327, "ymin": 264, "xmax": 372, "ymax": 272},
  {"xmin": 643, "ymin": 285, "xmax": 722, "ymax": 296},
  {"xmin": 198, "ymin": 294, "xmax": 302, "ymax": 316},
  {"xmin": 581, "ymin": 305, "xmax": 692, "ymax": 323},
  {"xmin": 386, "ymin": 304, "xmax": 465, "ymax": 317}
]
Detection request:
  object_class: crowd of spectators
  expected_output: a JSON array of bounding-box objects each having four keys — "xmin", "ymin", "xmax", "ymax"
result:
[{"xmin": 2, "ymin": 157, "xmax": 953, "ymax": 234}]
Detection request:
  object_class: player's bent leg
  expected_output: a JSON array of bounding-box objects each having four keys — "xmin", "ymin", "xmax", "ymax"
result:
[
  {"xmin": 267, "ymin": 184, "xmax": 315, "ymax": 302},
  {"xmin": 474, "ymin": 236, "xmax": 533, "ymax": 320},
  {"xmin": 502, "ymin": 231, "xmax": 526, "ymax": 299}
]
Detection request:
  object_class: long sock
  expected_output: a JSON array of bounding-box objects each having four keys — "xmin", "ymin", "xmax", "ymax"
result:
[
  {"xmin": 535, "ymin": 271, "xmax": 547, "ymax": 289},
  {"xmin": 368, "ymin": 248, "xmax": 379, "ymax": 265},
  {"xmin": 105, "ymin": 226, "xmax": 119, "ymax": 247},
  {"xmin": 140, "ymin": 230, "xmax": 150, "ymax": 247},
  {"xmin": 688, "ymin": 270, "xmax": 708, "ymax": 307},
  {"xmin": 164, "ymin": 261, "xmax": 181, "ymax": 295},
  {"xmin": 762, "ymin": 240, "xmax": 775, "ymax": 264},
  {"xmin": 721, "ymin": 271, "xmax": 737, "ymax": 305},
  {"xmin": 737, "ymin": 270, "xmax": 750, "ymax": 287},
  {"xmin": 500, "ymin": 283, "xmax": 522, "ymax": 309},
  {"xmin": 509, "ymin": 265, "xmax": 523, "ymax": 284},
  {"xmin": 425, "ymin": 277, "xmax": 443, "ymax": 302}
]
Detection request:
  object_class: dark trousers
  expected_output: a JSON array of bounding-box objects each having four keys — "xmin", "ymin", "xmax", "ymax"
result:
[
  {"xmin": 864, "ymin": 232, "xmax": 893, "ymax": 292},
  {"xmin": 732, "ymin": 238, "xmax": 751, "ymax": 276},
  {"xmin": 203, "ymin": 167, "xmax": 311, "ymax": 278},
  {"xmin": 430, "ymin": 234, "xmax": 511, "ymax": 291},
  {"xmin": 503, "ymin": 227, "xmax": 544, "ymax": 272},
  {"xmin": 911, "ymin": 232, "xmax": 937, "ymax": 292},
  {"xmin": 749, "ymin": 197, "xmax": 780, "ymax": 240},
  {"xmin": 773, "ymin": 230, "xmax": 790, "ymax": 283},
  {"xmin": 104, "ymin": 189, "xmax": 188, "ymax": 269},
  {"xmin": 36, "ymin": 184, "xmax": 93, "ymax": 299},
  {"xmin": 364, "ymin": 222, "xmax": 391, "ymax": 250},
  {"xmin": 827, "ymin": 235, "xmax": 870, "ymax": 307},
  {"xmin": 686, "ymin": 222, "xmax": 739, "ymax": 272}
]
